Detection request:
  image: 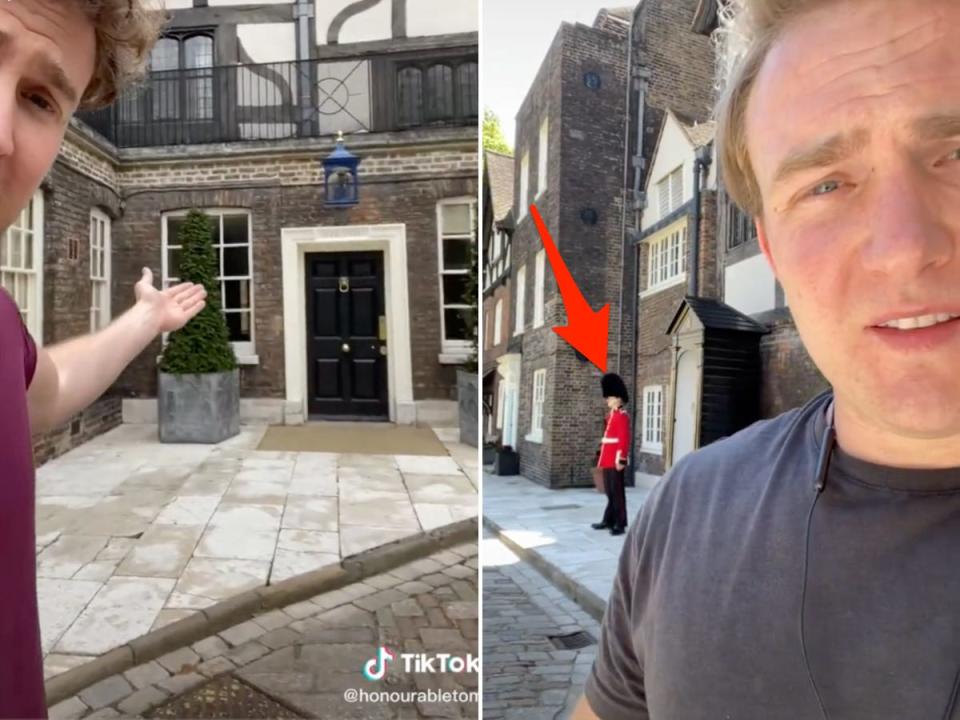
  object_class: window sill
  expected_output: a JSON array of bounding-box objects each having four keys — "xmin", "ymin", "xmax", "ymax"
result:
[
  {"xmin": 640, "ymin": 445, "xmax": 663, "ymax": 456},
  {"xmin": 155, "ymin": 353, "xmax": 259, "ymax": 367},
  {"xmin": 439, "ymin": 352, "xmax": 470, "ymax": 365},
  {"xmin": 525, "ymin": 430, "xmax": 543, "ymax": 444},
  {"xmin": 640, "ymin": 273, "xmax": 687, "ymax": 299}
]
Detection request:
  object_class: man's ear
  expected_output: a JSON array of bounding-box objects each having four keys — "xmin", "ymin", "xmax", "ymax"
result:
[{"xmin": 756, "ymin": 219, "xmax": 778, "ymax": 275}]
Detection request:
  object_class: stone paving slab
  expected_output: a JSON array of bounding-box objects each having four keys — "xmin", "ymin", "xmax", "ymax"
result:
[
  {"xmin": 51, "ymin": 542, "xmax": 480, "ymax": 719},
  {"xmin": 38, "ymin": 424, "xmax": 477, "ymax": 683},
  {"xmin": 482, "ymin": 472, "xmax": 651, "ymax": 618}
]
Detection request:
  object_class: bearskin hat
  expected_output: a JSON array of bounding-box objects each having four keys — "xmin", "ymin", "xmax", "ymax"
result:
[{"xmin": 601, "ymin": 373, "xmax": 629, "ymax": 404}]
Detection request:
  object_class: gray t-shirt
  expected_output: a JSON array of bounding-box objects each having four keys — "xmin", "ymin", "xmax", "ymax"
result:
[{"xmin": 585, "ymin": 391, "xmax": 960, "ymax": 719}]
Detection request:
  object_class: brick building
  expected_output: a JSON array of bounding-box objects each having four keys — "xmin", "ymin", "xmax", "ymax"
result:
[
  {"xmin": 505, "ymin": 9, "xmax": 629, "ymax": 487},
  {"xmin": 10, "ymin": 0, "xmax": 478, "ymax": 463},
  {"xmin": 481, "ymin": 150, "xmax": 515, "ymax": 446}
]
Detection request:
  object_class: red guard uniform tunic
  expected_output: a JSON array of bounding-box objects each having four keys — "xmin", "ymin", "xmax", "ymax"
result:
[{"xmin": 598, "ymin": 407, "xmax": 630, "ymax": 469}]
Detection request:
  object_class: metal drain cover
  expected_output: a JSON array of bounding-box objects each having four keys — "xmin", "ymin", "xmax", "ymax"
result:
[
  {"xmin": 548, "ymin": 631, "xmax": 596, "ymax": 650},
  {"xmin": 146, "ymin": 675, "xmax": 302, "ymax": 719}
]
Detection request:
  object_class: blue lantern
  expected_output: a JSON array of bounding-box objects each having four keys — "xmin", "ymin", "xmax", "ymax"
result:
[{"xmin": 323, "ymin": 131, "xmax": 360, "ymax": 207}]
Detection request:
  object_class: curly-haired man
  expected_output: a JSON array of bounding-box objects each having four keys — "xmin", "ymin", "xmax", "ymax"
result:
[
  {"xmin": 576, "ymin": 0, "xmax": 960, "ymax": 718},
  {"xmin": 0, "ymin": 2, "xmax": 206, "ymax": 717}
]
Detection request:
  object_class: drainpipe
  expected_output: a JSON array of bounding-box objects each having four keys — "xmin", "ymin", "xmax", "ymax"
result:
[
  {"xmin": 626, "ymin": 14, "xmax": 650, "ymax": 488},
  {"xmin": 688, "ymin": 144, "xmax": 713, "ymax": 297}
]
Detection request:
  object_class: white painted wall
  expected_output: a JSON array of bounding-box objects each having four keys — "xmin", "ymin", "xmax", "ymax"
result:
[
  {"xmin": 407, "ymin": 0, "xmax": 478, "ymax": 37},
  {"xmin": 316, "ymin": 0, "xmax": 478, "ymax": 46},
  {"xmin": 642, "ymin": 113, "xmax": 692, "ymax": 231},
  {"xmin": 237, "ymin": 23, "xmax": 297, "ymax": 63},
  {"xmin": 724, "ymin": 253, "xmax": 777, "ymax": 315}
]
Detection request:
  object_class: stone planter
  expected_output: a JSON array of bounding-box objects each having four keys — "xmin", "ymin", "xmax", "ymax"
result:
[
  {"xmin": 158, "ymin": 369, "xmax": 240, "ymax": 444},
  {"xmin": 457, "ymin": 369, "xmax": 478, "ymax": 448},
  {"xmin": 493, "ymin": 447, "xmax": 519, "ymax": 476}
]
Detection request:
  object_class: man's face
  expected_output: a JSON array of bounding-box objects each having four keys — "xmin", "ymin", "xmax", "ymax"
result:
[
  {"xmin": 0, "ymin": 0, "xmax": 95, "ymax": 230},
  {"xmin": 747, "ymin": 0, "xmax": 960, "ymax": 438}
]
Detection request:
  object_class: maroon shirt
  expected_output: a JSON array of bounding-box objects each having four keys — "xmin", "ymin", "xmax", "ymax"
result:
[{"xmin": 0, "ymin": 288, "xmax": 45, "ymax": 718}]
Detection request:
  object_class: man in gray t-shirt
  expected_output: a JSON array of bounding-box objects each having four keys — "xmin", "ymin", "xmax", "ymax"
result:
[{"xmin": 575, "ymin": 0, "xmax": 960, "ymax": 717}]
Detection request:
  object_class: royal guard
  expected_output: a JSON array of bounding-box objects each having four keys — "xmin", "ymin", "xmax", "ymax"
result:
[{"xmin": 592, "ymin": 373, "xmax": 631, "ymax": 535}]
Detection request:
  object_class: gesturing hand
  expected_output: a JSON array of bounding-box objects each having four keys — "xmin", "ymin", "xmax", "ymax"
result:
[{"xmin": 134, "ymin": 267, "xmax": 207, "ymax": 333}]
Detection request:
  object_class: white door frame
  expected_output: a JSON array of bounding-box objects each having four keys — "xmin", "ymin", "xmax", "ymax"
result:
[{"xmin": 281, "ymin": 224, "xmax": 415, "ymax": 425}]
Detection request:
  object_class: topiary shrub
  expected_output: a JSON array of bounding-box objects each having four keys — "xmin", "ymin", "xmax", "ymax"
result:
[{"xmin": 159, "ymin": 209, "xmax": 237, "ymax": 374}]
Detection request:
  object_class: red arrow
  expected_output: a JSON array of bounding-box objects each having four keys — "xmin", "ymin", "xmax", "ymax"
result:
[{"xmin": 530, "ymin": 204, "xmax": 609, "ymax": 372}]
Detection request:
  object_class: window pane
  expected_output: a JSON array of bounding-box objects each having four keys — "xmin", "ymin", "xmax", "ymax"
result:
[
  {"xmin": 222, "ymin": 214, "xmax": 248, "ymax": 245},
  {"xmin": 10, "ymin": 230, "xmax": 21, "ymax": 268},
  {"xmin": 168, "ymin": 247, "xmax": 182, "ymax": 278},
  {"xmin": 442, "ymin": 203, "xmax": 471, "ymax": 235},
  {"xmin": 186, "ymin": 74, "xmax": 214, "ymax": 120},
  {"xmin": 23, "ymin": 233, "xmax": 32, "ymax": 270},
  {"xmin": 223, "ymin": 245, "xmax": 250, "ymax": 277},
  {"xmin": 397, "ymin": 67, "xmax": 422, "ymax": 126},
  {"xmin": 152, "ymin": 73, "xmax": 180, "ymax": 120},
  {"xmin": 456, "ymin": 62, "xmax": 478, "ymax": 117},
  {"xmin": 225, "ymin": 311, "xmax": 252, "ymax": 342},
  {"xmin": 185, "ymin": 35, "xmax": 213, "ymax": 69},
  {"xmin": 151, "ymin": 38, "xmax": 180, "ymax": 72},
  {"xmin": 443, "ymin": 238, "xmax": 471, "ymax": 270},
  {"xmin": 444, "ymin": 308, "xmax": 469, "ymax": 341},
  {"xmin": 425, "ymin": 64, "xmax": 454, "ymax": 121},
  {"xmin": 442, "ymin": 274, "xmax": 470, "ymax": 305},
  {"xmin": 223, "ymin": 280, "xmax": 251, "ymax": 310},
  {"xmin": 167, "ymin": 217, "xmax": 185, "ymax": 245}
]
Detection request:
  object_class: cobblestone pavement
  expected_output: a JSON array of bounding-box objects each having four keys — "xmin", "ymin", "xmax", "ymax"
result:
[
  {"xmin": 49, "ymin": 542, "xmax": 479, "ymax": 720},
  {"xmin": 482, "ymin": 531, "xmax": 601, "ymax": 720}
]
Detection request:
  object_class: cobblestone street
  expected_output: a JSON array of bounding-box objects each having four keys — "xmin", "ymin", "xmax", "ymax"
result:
[
  {"xmin": 50, "ymin": 542, "xmax": 479, "ymax": 720},
  {"xmin": 482, "ymin": 531, "xmax": 601, "ymax": 720}
]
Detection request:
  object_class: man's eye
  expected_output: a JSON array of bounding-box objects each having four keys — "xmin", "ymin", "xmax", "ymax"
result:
[
  {"xmin": 811, "ymin": 180, "xmax": 840, "ymax": 196},
  {"xmin": 26, "ymin": 92, "xmax": 55, "ymax": 113}
]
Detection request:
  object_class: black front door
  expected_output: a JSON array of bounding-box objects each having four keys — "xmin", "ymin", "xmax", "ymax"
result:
[{"xmin": 306, "ymin": 252, "xmax": 388, "ymax": 419}]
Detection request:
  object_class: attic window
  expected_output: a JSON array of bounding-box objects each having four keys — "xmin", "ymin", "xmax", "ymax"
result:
[{"xmin": 583, "ymin": 72, "xmax": 601, "ymax": 90}]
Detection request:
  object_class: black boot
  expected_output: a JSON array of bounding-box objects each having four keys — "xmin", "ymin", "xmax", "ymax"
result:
[
  {"xmin": 591, "ymin": 522, "xmax": 609, "ymax": 530},
  {"xmin": 610, "ymin": 527, "xmax": 625, "ymax": 536}
]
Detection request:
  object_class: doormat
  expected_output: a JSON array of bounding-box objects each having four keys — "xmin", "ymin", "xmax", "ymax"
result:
[
  {"xmin": 146, "ymin": 674, "xmax": 302, "ymax": 718},
  {"xmin": 257, "ymin": 423, "xmax": 449, "ymax": 456}
]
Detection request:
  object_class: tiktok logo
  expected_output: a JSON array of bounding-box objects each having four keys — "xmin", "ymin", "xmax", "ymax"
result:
[{"xmin": 362, "ymin": 646, "xmax": 396, "ymax": 681}]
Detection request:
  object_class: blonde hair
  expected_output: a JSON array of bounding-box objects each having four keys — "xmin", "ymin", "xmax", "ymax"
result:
[
  {"xmin": 714, "ymin": 0, "xmax": 826, "ymax": 216},
  {"xmin": 74, "ymin": 0, "xmax": 168, "ymax": 109}
]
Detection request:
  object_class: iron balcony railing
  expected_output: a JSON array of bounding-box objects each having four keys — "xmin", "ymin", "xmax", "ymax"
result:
[{"xmin": 76, "ymin": 51, "xmax": 478, "ymax": 148}]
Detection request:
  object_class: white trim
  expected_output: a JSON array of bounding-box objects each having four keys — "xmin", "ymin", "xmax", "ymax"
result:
[
  {"xmin": 527, "ymin": 367, "xmax": 546, "ymax": 443},
  {"xmin": 640, "ymin": 272, "xmax": 687, "ymax": 299},
  {"xmin": 533, "ymin": 250, "xmax": 545, "ymax": 328},
  {"xmin": 518, "ymin": 151, "xmax": 530, "ymax": 221},
  {"xmin": 514, "ymin": 264, "xmax": 526, "ymax": 335},
  {"xmin": 493, "ymin": 297, "xmax": 503, "ymax": 346},
  {"xmin": 537, "ymin": 116, "xmax": 549, "ymax": 197},
  {"xmin": 89, "ymin": 208, "xmax": 112, "ymax": 332},
  {"xmin": 436, "ymin": 197, "xmax": 476, "ymax": 357},
  {"xmin": 641, "ymin": 385, "xmax": 664, "ymax": 454},
  {"xmin": 161, "ymin": 209, "xmax": 256, "ymax": 358},
  {"xmin": 281, "ymin": 223, "xmax": 414, "ymax": 425},
  {"xmin": 1, "ymin": 191, "xmax": 44, "ymax": 344}
]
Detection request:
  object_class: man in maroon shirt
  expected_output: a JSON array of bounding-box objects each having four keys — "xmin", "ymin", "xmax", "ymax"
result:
[{"xmin": 0, "ymin": 2, "xmax": 204, "ymax": 717}]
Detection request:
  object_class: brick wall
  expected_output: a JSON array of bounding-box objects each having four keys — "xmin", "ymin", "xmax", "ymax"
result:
[
  {"xmin": 511, "ymin": 20, "xmax": 627, "ymax": 488},
  {"xmin": 112, "ymin": 166, "xmax": 477, "ymax": 402},
  {"xmin": 33, "ymin": 396, "xmax": 122, "ymax": 466},
  {"xmin": 759, "ymin": 316, "xmax": 830, "ymax": 418}
]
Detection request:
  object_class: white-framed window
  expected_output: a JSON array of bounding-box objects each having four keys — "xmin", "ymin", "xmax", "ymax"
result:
[
  {"xmin": 528, "ymin": 368, "xmax": 546, "ymax": 443},
  {"xmin": 642, "ymin": 385, "xmax": 664, "ymax": 454},
  {"xmin": 162, "ymin": 209, "xmax": 255, "ymax": 360},
  {"xmin": 1, "ymin": 191, "xmax": 44, "ymax": 341},
  {"xmin": 514, "ymin": 265, "xmax": 526, "ymax": 335},
  {"xmin": 533, "ymin": 249, "xmax": 545, "ymax": 328},
  {"xmin": 657, "ymin": 165, "xmax": 684, "ymax": 218},
  {"xmin": 90, "ymin": 209, "xmax": 111, "ymax": 332},
  {"xmin": 496, "ymin": 381, "xmax": 506, "ymax": 430},
  {"xmin": 537, "ymin": 116, "xmax": 549, "ymax": 196},
  {"xmin": 437, "ymin": 197, "xmax": 477, "ymax": 358},
  {"xmin": 645, "ymin": 222, "xmax": 688, "ymax": 294},
  {"xmin": 494, "ymin": 298, "xmax": 503, "ymax": 346},
  {"xmin": 519, "ymin": 151, "xmax": 530, "ymax": 221}
]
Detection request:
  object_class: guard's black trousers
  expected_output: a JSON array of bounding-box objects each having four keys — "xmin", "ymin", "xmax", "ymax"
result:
[{"xmin": 601, "ymin": 467, "xmax": 628, "ymax": 530}]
